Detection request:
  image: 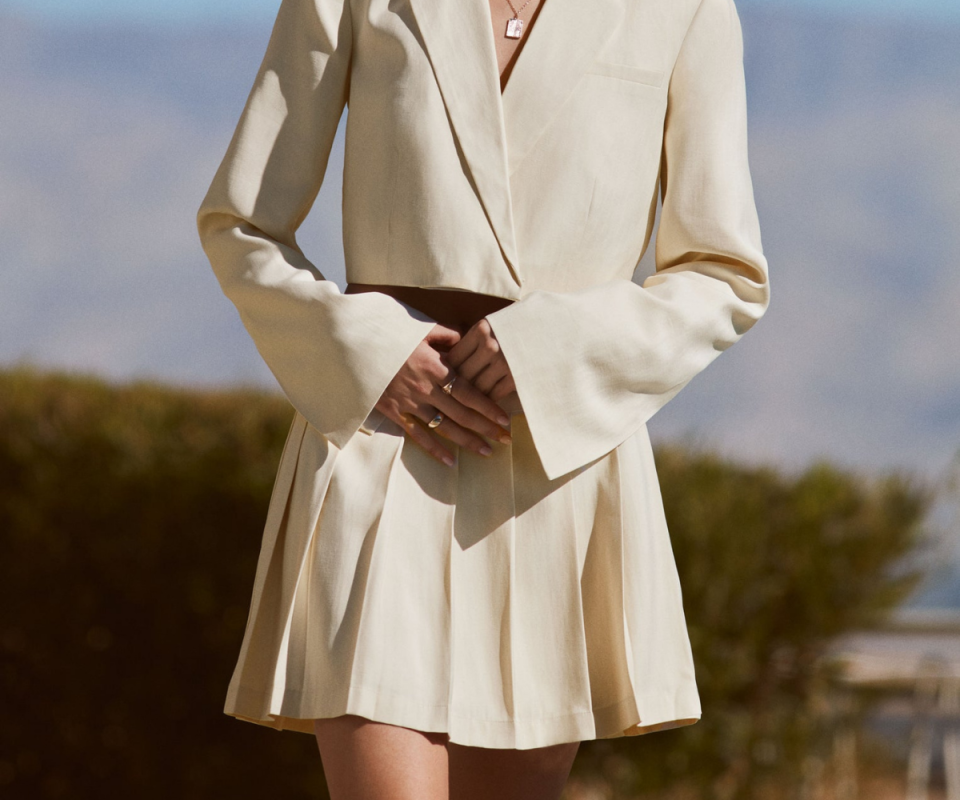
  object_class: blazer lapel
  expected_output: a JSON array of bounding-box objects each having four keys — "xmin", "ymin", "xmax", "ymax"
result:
[
  {"xmin": 407, "ymin": 0, "xmax": 625, "ymax": 282},
  {"xmin": 408, "ymin": 0, "xmax": 521, "ymax": 285},
  {"xmin": 502, "ymin": 0, "xmax": 625, "ymax": 176}
]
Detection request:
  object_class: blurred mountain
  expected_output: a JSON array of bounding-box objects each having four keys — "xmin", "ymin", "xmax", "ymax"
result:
[{"xmin": 0, "ymin": 4, "xmax": 957, "ymax": 489}]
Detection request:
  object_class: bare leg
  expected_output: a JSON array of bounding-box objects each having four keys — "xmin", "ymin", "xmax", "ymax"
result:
[
  {"xmin": 447, "ymin": 739, "xmax": 581, "ymax": 800},
  {"xmin": 314, "ymin": 714, "xmax": 450, "ymax": 800}
]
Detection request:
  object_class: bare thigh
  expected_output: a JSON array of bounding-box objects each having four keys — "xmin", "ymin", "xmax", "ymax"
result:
[
  {"xmin": 314, "ymin": 714, "xmax": 580, "ymax": 800},
  {"xmin": 314, "ymin": 714, "xmax": 450, "ymax": 800},
  {"xmin": 447, "ymin": 739, "xmax": 580, "ymax": 800}
]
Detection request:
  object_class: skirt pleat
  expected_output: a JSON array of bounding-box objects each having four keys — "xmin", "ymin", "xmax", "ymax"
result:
[{"xmin": 223, "ymin": 408, "xmax": 702, "ymax": 749}]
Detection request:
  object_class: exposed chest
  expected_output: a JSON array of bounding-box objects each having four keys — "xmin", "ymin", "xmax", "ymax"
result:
[{"xmin": 486, "ymin": 0, "xmax": 547, "ymax": 91}]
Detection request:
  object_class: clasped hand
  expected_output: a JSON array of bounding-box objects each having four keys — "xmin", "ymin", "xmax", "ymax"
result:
[{"xmin": 374, "ymin": 318, "xmax": 520, "ymax": 466}]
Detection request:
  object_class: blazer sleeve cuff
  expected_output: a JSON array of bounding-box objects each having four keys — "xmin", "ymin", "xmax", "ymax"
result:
[
  {"xmin": 484, "ymin": 271, "xmax": 767, "ymax": 482},
  {"xmin": 317, "ymin": 294, "xmax": 439, "ymax": 451},
  {"xmin": 484, "ymin": 282, "xmax": 681, "ymax": 481}
]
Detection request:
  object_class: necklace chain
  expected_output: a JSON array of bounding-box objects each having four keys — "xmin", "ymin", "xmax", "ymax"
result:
[{"xmin": 505, "ymin": 0, "xmax": 536, "ymax": 19}]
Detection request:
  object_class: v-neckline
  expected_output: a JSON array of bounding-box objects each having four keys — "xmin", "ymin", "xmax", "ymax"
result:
[{"xmin": 493, "ymin": 0, "xmax": 547, "ymax": 98}]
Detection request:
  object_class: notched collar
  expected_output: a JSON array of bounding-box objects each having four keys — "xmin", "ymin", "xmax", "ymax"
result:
[{"xmin": 407, "ymin": 0, "xmax": 625, "ymax": 288}]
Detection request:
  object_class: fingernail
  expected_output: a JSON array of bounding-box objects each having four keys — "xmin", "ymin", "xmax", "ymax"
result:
[
  {"xmin": 479, "ymin": 445, "xmax": 493, "ymax": 456},
  {"xmin": 499, "ymin": 434, "xmax": 512, "ymax": 445},
  {"xmin": 497, "ymin": 415, "xmax": 510, "ymax": 425},
  {"xmin": 443, "ymin": 455, "xmax": 455, "ymax": 467}
]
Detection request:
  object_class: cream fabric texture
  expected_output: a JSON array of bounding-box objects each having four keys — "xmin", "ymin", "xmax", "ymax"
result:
[{"xmin": 197, "ymin": 0, "xmax": 770, "ymax": 749}]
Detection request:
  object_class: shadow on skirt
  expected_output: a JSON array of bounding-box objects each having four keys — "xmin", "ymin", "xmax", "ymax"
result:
[{"xmin": 223, "ymin": 408, "xmax": 701, "ymax": 750}]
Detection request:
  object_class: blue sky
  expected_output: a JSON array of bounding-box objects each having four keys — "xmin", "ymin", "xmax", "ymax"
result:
[
  {"xmin": 3, "ymin": 0, "xmax": 960, "ymax": 23},
  {"xmin": 2, "ymin": 0, "xmax": 958, "ymax": 608}
]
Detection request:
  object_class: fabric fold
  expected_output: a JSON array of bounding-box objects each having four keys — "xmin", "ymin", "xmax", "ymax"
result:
[
  {"xmin": 484, "ymin": 0, "xmax": 769, "ymax": 482},
  {"xmin": 196, "ymin": 0, "xmax": 439, "ymax": 455},
  {"xmin": 222, "ymin": 412, "xmax": 308, "ymax": 721},
  {"xmin": 205, "ymin": 0, "xmax": 760, "ymax": 753},
  {"xmin": 222, "ymin": 414, "xmax": 701, "ymax": 748},
  {"xmin": 449, "ymin": 434, "xmax": 518, "ymax": 744}
]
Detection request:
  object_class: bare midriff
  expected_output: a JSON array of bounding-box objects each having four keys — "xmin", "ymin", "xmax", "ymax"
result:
[
  {"xmin": 343, "ymin": 7, "xmax": 548, "ymax": 329},
  {"xmin": 344, "ymin": 283, "xmax": 515, "ymax": 331}
]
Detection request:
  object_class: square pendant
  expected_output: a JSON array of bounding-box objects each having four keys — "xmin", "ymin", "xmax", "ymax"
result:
[{"xmin": 505, "ymin": 18, "xmax": 523, "ymax": 39}]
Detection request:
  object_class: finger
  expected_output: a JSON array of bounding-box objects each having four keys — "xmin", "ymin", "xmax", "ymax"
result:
[
  {"xmin": 496, "ymin": 390, "xmax": 523, "ymax": 416},
  {"xmin": 437, "ymin": 372, "xmax": 511, "ymax": 429},
  {"xmin": 432, "ymin": 390, "xmax": 512, "ymax": 446},
  {"xmin": 456, "ymin": 329, "xmax": 502, "ymax": 381},
  {"xmin": 457, "ymin": 345, "xmax": 497, "ymax": 383},
  {"xmin": 445, "ymin": 327, "xmax": 481, "ymax": 369},
  {"xmin": 425, "ymin": 323, "xmax": 462, "ymax": 351},
  {"xmin": 398, "ymin": 411, "xmax": 456, "ymax": 467},
  {"xmin": 487, "ymin": 374, "xmax": 517, "ymax": 403},
  {"xmin": 425, "ymin": 410, "xmax": 497, "ymax": 456},
  {"xmin": 472, "ymin": 359, "xmax": 509, "ymax": 395}
]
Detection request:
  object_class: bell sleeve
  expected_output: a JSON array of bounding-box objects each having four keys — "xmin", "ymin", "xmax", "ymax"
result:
[
  {"xmin": 484, "ymin": 0, "xmax": 771, "ymax": 482},
  {"xmin": 196, "ymin": 0, "xmax": 438, "ymax": 448}
]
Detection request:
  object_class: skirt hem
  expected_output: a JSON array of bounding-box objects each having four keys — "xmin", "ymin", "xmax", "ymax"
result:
[{"xmin": 224, "ymin": 681, "xmax": 701, "ymax": 750}]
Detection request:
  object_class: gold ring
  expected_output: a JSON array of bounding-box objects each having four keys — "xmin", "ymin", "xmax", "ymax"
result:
[
  {"xmin": 441, "ymin": 375, "xmax": 457, "ymax": 395},
  {"xmin": 428, "ymin": 412, "xmax": 444, "ymax": 429}
]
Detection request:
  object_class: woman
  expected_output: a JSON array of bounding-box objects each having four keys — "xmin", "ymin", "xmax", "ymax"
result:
[{"xmin": 196, "ymin": 0, "xmax": 770, "ymax": 795}]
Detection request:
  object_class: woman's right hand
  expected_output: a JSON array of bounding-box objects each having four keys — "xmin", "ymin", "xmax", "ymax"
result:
[{"xmin": 375, "ymin": 324, "xmax": 514, "ymax": 466}]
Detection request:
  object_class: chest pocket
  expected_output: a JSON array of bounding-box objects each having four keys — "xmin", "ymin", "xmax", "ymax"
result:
[{"xmin": 585, "ymin": 60, "xmax": 665, "ymax": 89}]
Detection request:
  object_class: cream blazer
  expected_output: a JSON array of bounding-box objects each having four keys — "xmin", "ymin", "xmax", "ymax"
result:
[{"xmin": 197, "ymin": 0, "xmax": 770, "ymax": 482}]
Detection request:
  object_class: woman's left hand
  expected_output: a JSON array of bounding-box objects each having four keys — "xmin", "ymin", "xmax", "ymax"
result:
[{"xmin": 445, "ymin": 318, "xmax": 523, "ymax": 415}]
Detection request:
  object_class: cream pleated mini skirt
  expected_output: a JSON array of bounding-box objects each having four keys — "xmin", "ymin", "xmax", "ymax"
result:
[{"xmin": 223, "ymin": 404, "xmax": 702, "ymax": 750}]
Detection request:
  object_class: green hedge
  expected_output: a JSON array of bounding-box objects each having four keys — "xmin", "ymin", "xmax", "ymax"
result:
[
  {"xmin": 0, "ymin": 368, "xmax": 932, "ymax": 799},
  {"xmin": 570, "ymin": 446, "xmax": 931, "ymax": 798}
]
